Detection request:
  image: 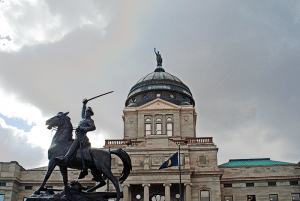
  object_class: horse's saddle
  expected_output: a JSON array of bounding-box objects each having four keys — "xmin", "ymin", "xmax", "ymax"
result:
[{"xmin": 73, "ymin": 147, "xmax": 92, "ymax": 162}]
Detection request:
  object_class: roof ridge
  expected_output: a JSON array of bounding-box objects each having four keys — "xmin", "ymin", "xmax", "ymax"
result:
[{"xmin": 219, "ymin": 158, "xmax": 294, "ymax": 167}]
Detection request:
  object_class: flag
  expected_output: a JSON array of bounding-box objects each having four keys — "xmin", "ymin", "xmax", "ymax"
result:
[{"xmin": 159, "ymin": 152, "xmax": 179, "ymax": 170}]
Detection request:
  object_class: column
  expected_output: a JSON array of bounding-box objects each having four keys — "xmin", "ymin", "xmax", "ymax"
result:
[
  {"xmin": 164, "ymin": 183, "xmax": 171, "ymax": 201},
  {"xmin": 143, "ymin": 184, "xmax": 150, "ymax": 201},
  {"xmin": 152, "ymin": 114, "xmax": 155, "ymax": 135},
  {"xmin": 144, "ymin": 154, "xmax": 150, "ymax": 170},
  {"xmin": 184, "ymin": 153, "xmax": 190, "ymax": 169},
  {"xmin": 162, "ymin": 114, "xmax": 166, "ymax": 134},
  {"xmin": 184, "ymin": 183, "xmax": 192, "ymax": 201},
  {"xmin": 123, "ymin": 184, "xmax": 130, "ymax": 201}
]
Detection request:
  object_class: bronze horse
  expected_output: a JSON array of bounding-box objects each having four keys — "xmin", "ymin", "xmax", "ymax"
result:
[{"xmin": 34, "ymin": 112, "xmax": 131, "ymax": 201}]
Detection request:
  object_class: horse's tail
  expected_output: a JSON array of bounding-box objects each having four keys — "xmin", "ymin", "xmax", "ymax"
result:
[{"xmin": 110, "ymin": 148, "xmax": 132, "ymax": 183}]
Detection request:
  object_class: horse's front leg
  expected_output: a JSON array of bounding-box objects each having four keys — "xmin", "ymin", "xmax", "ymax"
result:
[
  {"xmin": 34, "ymin": 159, "xmax": 56, "ymax": 195},
  {"xmin": 59, "ymin": 166, "xmax": 70, "ymax": 196}
]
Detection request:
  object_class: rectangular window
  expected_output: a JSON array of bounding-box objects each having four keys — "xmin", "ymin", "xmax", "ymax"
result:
[
  {"xmin": 198, "ymin": 156, "xmax": 206, "ymax": 166},
  {"xmin": 156, "ymin": 123, "xmax": 162, "ymax": 134},
  {"xmin": 290, "ymin": 181, "xmax": 299, "ymax": 185},
  {"xmin": 224, "ymin": 196, "xmax": 233, "ymax": 201},
  {"xmin": 0, "ymin": 195, "xmax": 4, "ymax": 201},
  {"xmin": 23, "ymin": 198, "xmax": 27, "ymax": 201},
  {"xmin": 247, "ymin": 195, "xmax": 256, "ymax": 201},
  {"xmin": 25, "ymin": 186, "xmax": 33, "ymax": 190},
  {"xmin": 200, "ymin": 190, "xmax": 209, "ymax": 201},
  {"xmin": 167, "ymin": 123, "xmax": 172, "ymax": 136},
  {"xmin": 0, "ymin": 183, "xmax": 6, "ymax": 186},
  {"xmin": 292, "ymin": 194, "xmax": 300, "ymax": 201},
  {"xmin": 268, "ymin": 182, "xmax": 276, "ymax": 186},
  {"xmin": 224, "ymin": 184, "xmax": 232, "ymax": 188},
  {"xmin": 269, "ymin": 194, "xmax": 278, "ymax": 201},
  {"xmin": 145, "ymin": 123, "xmax": 151, "ymax": 135},
  {"xmin": 246, "ymin": 183, "xmax": 254, "ymax": 187}
]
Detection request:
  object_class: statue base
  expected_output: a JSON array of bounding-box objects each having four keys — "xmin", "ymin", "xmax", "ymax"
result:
[{"xmin": 27, "ymin": 191, "xmax": 123, "ymax": 201}]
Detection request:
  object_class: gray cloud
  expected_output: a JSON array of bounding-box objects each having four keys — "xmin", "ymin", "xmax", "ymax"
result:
[
  {"xmin": 0, "ymin": 125, "xmax": 45, "ymax": 169},
  {"xmin": 0, "ymin": 35, "xmax": 11, "ymax": 41},
  {"xmin": 0, "ymin": 0, "xmax": 299, "ymax": 166}
]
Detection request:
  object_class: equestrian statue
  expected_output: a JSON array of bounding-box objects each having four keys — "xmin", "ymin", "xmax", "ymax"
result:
[{"xmin": 31, "ymin": 92, "xmax": 132, "ymax": 201}]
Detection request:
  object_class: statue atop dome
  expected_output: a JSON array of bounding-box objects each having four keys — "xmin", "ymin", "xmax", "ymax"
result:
[{"xmin": 154, "ymin": 48, "xmax": 163, "ymax": 66}]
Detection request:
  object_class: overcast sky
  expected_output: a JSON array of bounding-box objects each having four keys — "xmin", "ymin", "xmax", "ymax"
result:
[{"xmin": 0, "ymin": 0, "xmax": 299, "ymax": 169}]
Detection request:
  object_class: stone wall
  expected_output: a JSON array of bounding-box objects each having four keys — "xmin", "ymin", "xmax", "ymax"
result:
[{"xmin": 220, "ymin": 165, "xmax": 300, "ymax": 201}]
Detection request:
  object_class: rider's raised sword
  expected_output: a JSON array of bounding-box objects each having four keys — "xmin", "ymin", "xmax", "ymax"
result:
[{"xmin": 87, "ymin": 91, "xmax": 114, "ymax": 102}]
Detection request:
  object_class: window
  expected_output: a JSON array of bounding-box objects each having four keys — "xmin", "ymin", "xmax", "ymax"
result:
[
  {"xmin": 23, "ymin": 198, "xmax": 27, "ymax": 201},
  {"xmin": 0, "ymin": 183, "xmax": 6, "ymax": 186},
  {"xmin": 268, "ymin": 182, "xmax": 276, "ymax": 186},
  {"xmin": 247, "ymin": 195, "xmax": 256, "ymax": 201},
  {"xmin": 146, "ymin": 123, "xmax": 151, "ymax": 135},
  {"xmin": 25, "ymin": 186, "xmax": 33, "ymax": 190},
  {"xmin": 246, "ymin": 183, "xmax": 254, "ymax": 187},
  {"xmin": 0, "ymin": 195, "xmax": 4, "ymax": 201},
  {"xmin": 269, "ymin": 194, "xmax": 278, "ymax": 201},
  {"xmin": 198, "ymin": 156, "xmax": 206, "ymax": 166},
  {"xmin": 156, "ymin": 118, "xmax": 162, "ymax": 121},
  {"xmin": 290, "ymin": 181, "xmax": 299, "ymax": 185},
  {"xmin": 224, "ymin": 196, "xmax": 233, "ymax": 201},
  {"xmin": 156, "ymin": 123, "xmax": 162, "ymax": 134},
  {"xmin": 224, "ymin": 184, "xmax": 232, "ymax": 188},
  {"xmin": 145, "ymin": 118, "xmax": 151, "ymax": 135},
  {"xmin": 292, "ymin": 194, "xmax": 300, "ymax": 201},
  {"xmin": 167, "ymin": 123, "xmax": 172, "ymax": 136},
  {"xmin": 200, "ymin": 190, "xmax": 209, "ymax": 201}
]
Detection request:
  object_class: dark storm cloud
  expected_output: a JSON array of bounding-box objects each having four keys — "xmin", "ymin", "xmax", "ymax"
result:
[{"xmin": 0, "ymin": 0, "xmax": 299, "ymax": 166}]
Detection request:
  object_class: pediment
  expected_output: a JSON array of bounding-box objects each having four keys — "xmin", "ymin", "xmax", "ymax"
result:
[{"xmin": 137, "ymin": 99, "xmax": 180, "ymax": 111}]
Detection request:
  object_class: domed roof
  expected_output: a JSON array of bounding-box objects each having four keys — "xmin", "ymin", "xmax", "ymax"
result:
[
  {"xmin": 125, "ymin": 67, "xmax": 195, "ymax": 107},
  {"xmin": 136, "ymin": 70, "xmax": 183, "ymax": 84}
]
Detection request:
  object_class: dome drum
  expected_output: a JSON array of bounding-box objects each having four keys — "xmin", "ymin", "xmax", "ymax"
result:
[{"xmin": 126, "ymin": 89, "xmax": 194, "ymax": 107}]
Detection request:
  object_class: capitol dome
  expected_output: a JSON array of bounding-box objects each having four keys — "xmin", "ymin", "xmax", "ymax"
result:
[{"xmin": 125, "ymin": 66, "xmax": 195, "ymax": 107}]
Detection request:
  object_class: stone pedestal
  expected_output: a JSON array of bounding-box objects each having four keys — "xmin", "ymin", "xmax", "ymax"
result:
[{"xmin": 27, "ymin": 191, "xmax": 123, "ymax": 201}]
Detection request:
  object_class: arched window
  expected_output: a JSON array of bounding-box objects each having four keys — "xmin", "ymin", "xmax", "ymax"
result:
[
  {"xmin": 145, "ymin": 118, "xmax": 151, "ymax": 135},
  {"xmin": 166, "ymin": 116, "xmax": 173, "ymax": 136}
]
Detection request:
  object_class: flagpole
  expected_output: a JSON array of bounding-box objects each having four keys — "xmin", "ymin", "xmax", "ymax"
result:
[{"xmin": 179, "ymin": 144, "xmax": 182, "ymax": 201}]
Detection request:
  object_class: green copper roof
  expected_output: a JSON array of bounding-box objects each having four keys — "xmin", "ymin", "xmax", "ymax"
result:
[{"xmin": 219, "ymin": 158, "xmax": 294, "ymax": 167}]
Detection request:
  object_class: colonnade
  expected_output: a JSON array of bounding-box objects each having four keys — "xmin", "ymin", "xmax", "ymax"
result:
[{"xmin": 123, "ymin": 183, "xmax": 192, "ymax": 201}]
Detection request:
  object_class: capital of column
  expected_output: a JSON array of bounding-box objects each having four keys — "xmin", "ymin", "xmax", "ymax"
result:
[
  {"xmin": 184, "ymin": 183, "xmax": 192, "ymax": 186},
  {"xmin": 122, "ymin": 183, "xmax": 130, "ymax": 188},
  {"xmin": 163, "ymin": 183, "xmax": 172, "ymax": 187},
  {"xmin": 142, "ymin": 183, "xmax": 151, "ymax": 187}
]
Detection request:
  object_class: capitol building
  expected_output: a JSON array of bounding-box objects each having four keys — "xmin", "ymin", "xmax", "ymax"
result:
[{"xmin": 0, "ymin": 63, "xmax": 299, "ymax": 201}]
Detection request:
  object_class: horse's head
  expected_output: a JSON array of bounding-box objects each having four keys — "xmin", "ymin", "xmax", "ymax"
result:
[{"xmin": 46, "ymin": 112, "xmax": 71, "ymax": 129}]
